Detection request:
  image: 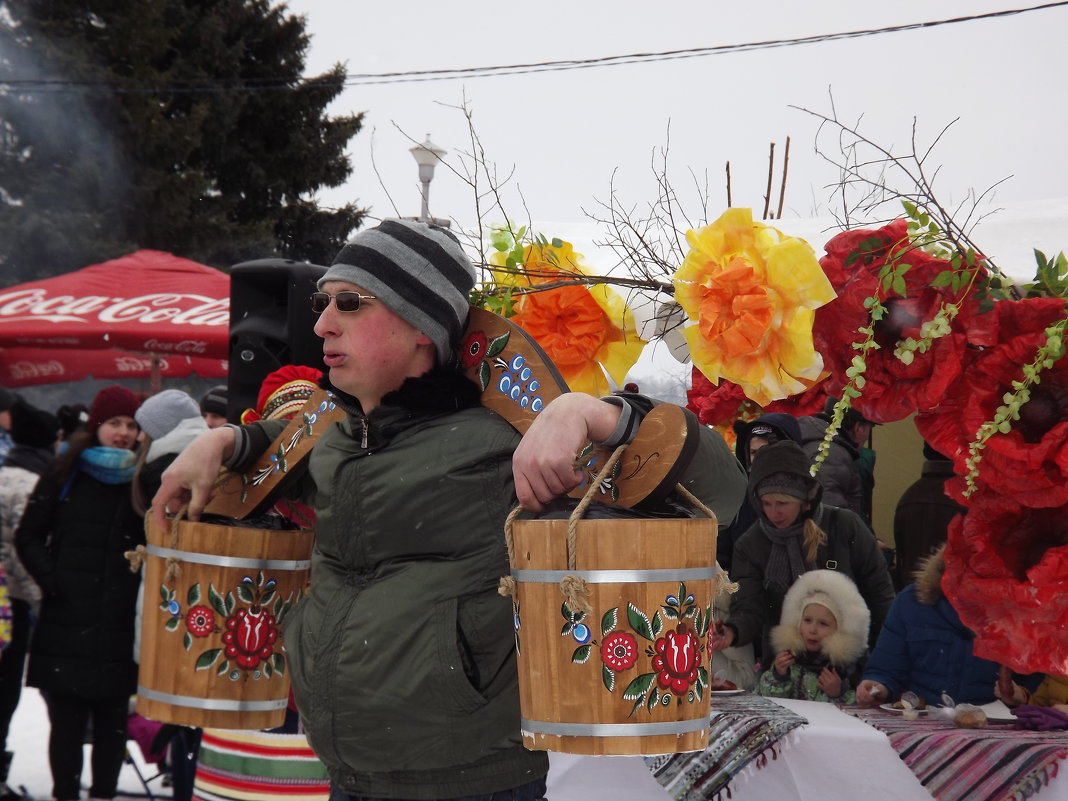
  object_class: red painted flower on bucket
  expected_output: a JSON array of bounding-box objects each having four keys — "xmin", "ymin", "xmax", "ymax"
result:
[
  {"xmin": 185, "ymin": 605, "xmax": 215, "ymax": 637},
  {"xmin": 600, "ymin": 631, "xmax": 639, "ymax": 671},
  {"xmin": 222, "ymin": 608, "xmax": 279, "ymax": 670},
  {"xmin": 652, "ymin": 625, "xmax": 701, "ymax": 694}
]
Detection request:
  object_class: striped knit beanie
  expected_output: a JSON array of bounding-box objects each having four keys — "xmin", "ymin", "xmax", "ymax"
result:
[{"xmin": 320, "ymin": 219, "xmax": 476, "ymax": 363}]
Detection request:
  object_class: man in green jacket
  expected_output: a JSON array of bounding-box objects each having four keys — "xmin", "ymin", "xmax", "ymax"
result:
[{"xmin": 154, "ymin": 219, "xmax": 745, "ymax": 801}]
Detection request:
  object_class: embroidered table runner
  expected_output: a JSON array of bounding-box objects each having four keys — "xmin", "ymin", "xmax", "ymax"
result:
[
  {"xmin": 849, "ymin": 707, "xmax": 1068, "ymax": 801},
  {"xmin": 645, "ymin": 694, "xmax": 808, "ymax": 801}
]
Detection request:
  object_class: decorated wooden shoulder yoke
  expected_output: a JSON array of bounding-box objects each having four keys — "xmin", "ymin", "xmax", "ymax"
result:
[
  {"xmin": 203, "ymin": 389, "xmax": 348, "ymax": 521},
  {"xmin": 460, "ymin": 307, "xmax": 698, "ymax": 508}
]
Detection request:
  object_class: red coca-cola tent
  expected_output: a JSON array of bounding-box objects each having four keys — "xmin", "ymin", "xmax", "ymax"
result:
[{"xmin": 0, "ymin": 250, "xmax": 230, "ymax": 387}]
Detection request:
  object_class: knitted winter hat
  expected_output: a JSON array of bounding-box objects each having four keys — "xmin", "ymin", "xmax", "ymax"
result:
[
  {"xmin": 0, "ymin": 387, "xmax": 15, "ymax": 414},
  {"xmin": 86, "ymin": 385, "xmax": 141, "ymax": 433},
  {"xmin": 199, "ymin": 385, "xmax": 228, "ymax": 418},
  {"xmin": 321, "ymin": 219, "xmax": 476, "ymax": 363},
  {"xmin": 135, "ymin": 389, "xmax": 201, "ymax": 440},
  {"xmin": 755, "ymin": 471, "xmax": 812, "ymax": 501},
  {"xmin": 240, "ymin": 365, "xmax": 323, "ymax": 424},
  {"xmin": 9, "ymin": 400, "xmax": 59, "ymax": 449}
]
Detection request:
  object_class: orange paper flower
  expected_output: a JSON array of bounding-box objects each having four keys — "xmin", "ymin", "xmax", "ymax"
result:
[
  {"xmin": 505, "ymin": 240, "xmax": 646, "ymax": 396},
  {"xmin": 673, "ymin": 208, "xmax": 835, "ymax": 406}
]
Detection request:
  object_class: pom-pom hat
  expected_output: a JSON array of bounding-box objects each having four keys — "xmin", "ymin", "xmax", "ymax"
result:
[
  {"xmin": 135, "ymin": 389, "xmax": 202, "ymax": 440},
  {"xmin": 86, "ymin": 385, "xmax": 141, "ymax": 434},
  {"xmin": 320, "ymin": 219, "xmax": 476, "ymax": 364}
]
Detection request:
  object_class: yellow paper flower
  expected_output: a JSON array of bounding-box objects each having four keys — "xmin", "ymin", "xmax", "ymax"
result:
[
  {"xmin": 507, "ymin": 240, "xmax": 647, "ymax": 396},
  {"xmin": 673, "ymin": 207, "xmax": 836, "ymax": 406}
]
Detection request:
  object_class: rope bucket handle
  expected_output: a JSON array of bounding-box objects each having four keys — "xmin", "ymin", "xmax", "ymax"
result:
[
  {"xmin": 499, "ymin": 442, "xmax": 726, "ymax": 612},
  {"xmin": 126, "ymin": 504, "xmax": 189, "ymax": 581}
]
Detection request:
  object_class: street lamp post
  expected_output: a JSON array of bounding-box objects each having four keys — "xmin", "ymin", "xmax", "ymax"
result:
[{"xmin": 409, "ymin": 134, "xmax": 447, "ymax": 225}]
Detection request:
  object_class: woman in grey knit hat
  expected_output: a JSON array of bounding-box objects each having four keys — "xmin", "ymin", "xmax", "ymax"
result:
[{"xmin": 710, "ymin": 440, "xmax": 894, "ymax": 669}]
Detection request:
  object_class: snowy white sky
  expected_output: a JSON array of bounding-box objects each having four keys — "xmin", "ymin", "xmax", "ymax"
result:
[
  {"xmin": 284, "ymin": 0, "xmax": 1067, "ymax": 232},
  {"xmin": 282, "ymin": 0, "xmax": 1068, "ymax": 381}
]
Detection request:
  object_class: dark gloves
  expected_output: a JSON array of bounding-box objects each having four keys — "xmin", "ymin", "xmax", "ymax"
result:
[{"xmin": 1013, "ymin": 705, "xmax": 1068, "ymax": 731}]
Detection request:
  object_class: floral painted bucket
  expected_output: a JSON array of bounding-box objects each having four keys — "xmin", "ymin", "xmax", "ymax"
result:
[
  {"xmin": 135, "ymin": 516, "xmax": 313, "ymax": 730},
  {"xmin": 507, "ymin": 509, "xmax": 718, "ymax": 756}
]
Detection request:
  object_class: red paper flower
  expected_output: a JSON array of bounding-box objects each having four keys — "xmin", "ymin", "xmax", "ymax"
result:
[
  {"xmin": 915, "ymin": 297, "xmax": 1068, "ymax": 508},
  {"xmin": 686, "ymin": 367, "xmax": 760, "ymax": 428},
  {"xmin": 942, "ymin": 493, "xmax": 1068, "ymax": 674},
  {"xmin": 813, "ymin": 220, "xmax": 996, "ymax": 423}
]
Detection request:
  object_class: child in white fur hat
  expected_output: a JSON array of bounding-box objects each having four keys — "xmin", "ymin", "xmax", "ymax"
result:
[{"xmin": 756, "ymin": 569, "xmax": 870, "ymax": 703}]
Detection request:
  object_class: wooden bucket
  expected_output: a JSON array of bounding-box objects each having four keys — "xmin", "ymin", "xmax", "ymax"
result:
[
  {"xmin": 136, "ymin": 516, "xmax": 314, "ymax": 730},
  {"xmin": 509, "ymin": 514, "xmax": 718, "ymax": 755}
]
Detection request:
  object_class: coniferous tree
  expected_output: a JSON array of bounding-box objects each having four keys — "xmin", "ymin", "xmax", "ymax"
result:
[{"xmin": 0, "ymin": 0, "xmax": 365, "ymax": 283}]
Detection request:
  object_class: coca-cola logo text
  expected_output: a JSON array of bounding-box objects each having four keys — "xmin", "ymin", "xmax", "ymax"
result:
[
  {"xmin": 0, "ymin": 290, "xmax": 229, "ymax": 326},
  {"xmin": 9, "ymin": 361, "xmax": 67, "ymax": 380}
]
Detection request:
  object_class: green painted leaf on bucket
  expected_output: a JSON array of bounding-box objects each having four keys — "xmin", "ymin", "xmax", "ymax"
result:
[
  {"xmin": 572, "ymin": 644, "xmax": 591, "ymax": 664},
  {"xmin": 627, "ymin": 603, "xmax": 653, "ymax": 640},
  {"xmin": 602, "ymin": 664, "xmax": 614, "ymax": 692},
  {"xmin": 601, "ymin": 607, "xmax": 618, "ymax": 636},
  {"xmin": 622, "ymin": 672, "xmax": 655, "ymax": 701},
  {"xmin": 195, "ymin": 649, "xmax": 222, "ymax": 670},
  {"xmin": 187, "ymin": 583, "xmax": 201, "ymax": 607}
]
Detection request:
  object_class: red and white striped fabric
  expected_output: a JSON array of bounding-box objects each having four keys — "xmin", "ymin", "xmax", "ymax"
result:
[{"xmin": 193, "ymin": 729, "xmax": 330, "ymax": 801}]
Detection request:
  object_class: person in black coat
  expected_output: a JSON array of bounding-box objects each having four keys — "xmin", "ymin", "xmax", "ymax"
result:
[
  {"xmin": 16, "ymin": 385, "xmax": 142, "ymax": 801},
  {"xmin": 720, "ymin": 413, "xmax": 801, "ymax": 575}
]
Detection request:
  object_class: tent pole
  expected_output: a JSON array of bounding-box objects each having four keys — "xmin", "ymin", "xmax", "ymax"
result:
[{"xmin": 150, "ymin": 354, "xmax": 161, "ymax": 395}]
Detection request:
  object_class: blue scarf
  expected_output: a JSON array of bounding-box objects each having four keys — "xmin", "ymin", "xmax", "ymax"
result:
[{"xmin": 78, "ymin": 446, "xmax": 137, "ymax": 485}]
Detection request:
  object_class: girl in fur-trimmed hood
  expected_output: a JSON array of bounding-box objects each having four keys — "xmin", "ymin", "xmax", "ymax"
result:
[{"xmin": 756, "ymin": 569, "xmax": 870, "ymax": 703}]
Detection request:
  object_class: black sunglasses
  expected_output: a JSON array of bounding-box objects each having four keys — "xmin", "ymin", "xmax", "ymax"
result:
[{"xmin": 310, "ymin": 291, "xmax": 377, "ymax": 314}]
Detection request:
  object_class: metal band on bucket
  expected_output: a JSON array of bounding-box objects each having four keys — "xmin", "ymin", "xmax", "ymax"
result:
[
  {"xmin": 511, "ymin": 567, "xmax": 716, "ymax": 584},
  {"xmin": 137, "ymin": 685, "xmax": 289, "ymax": 712},
  {"xmin": 521, "ymin": 717, "xmax": 710, "ymax": 737},
  {"xmin": 145, "ymin": 543, "xmax": 311, "ymax": 571}
]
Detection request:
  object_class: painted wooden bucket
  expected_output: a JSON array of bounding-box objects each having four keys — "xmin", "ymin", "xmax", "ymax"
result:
[
  {"xmin": 136, "ymin": 516, "xmax": 314, "ymax": 730},
  {"xmin": 508, "ymin": 514, "xmax": 718, "ymax": 755}
]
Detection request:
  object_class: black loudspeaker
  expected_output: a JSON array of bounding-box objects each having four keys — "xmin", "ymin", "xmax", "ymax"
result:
[{"xmin": 227, "ymin": 259, "xmax": 327, "ymax": 423}]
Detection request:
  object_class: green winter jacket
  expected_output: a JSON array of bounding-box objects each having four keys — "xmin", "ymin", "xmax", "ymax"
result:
[
  {"xmin": 243, "ymin": 370, "xmax": 542, "ymax": 799},
  {"xmin": 239, "ymin": 369, "xmax": 746, "ymax": 798}
]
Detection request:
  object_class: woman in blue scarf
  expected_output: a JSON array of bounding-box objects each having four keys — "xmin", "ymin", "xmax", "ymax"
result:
[{"xmin": 16, "ymin": 385, "xmax": 142, "ymax": 801}]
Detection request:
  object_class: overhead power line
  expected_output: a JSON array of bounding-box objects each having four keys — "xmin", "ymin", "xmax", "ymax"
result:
[{"xmin": 4, "ymin": 1, "xmax": 1066, "ymax": 94}]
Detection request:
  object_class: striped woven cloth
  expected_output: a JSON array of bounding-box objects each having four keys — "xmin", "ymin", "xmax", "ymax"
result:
[
  {"xmin": 193, "ymin": 729, "xmax": 330, "ymax": 801},
  {"xmin": 645, "ymin": 694, "xmax": 808, "ymax": 801},
  {"xmin": 850, "ymin": 707, "xmax": 1068, "ymax": 801}
]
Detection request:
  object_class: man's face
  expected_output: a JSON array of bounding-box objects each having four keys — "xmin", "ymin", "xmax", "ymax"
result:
[
  {"xmin": 0, "ymin": 410, "xmax": 9, "ymax": 431},
  {"xmin": 312, "ymin": 280, "xmax": 435, "ymax": 410}
]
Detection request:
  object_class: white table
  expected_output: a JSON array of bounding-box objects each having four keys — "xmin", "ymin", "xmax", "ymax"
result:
[{"xmin": 545, "ymin": 698, "xmax": 1068, "ymax": 801}]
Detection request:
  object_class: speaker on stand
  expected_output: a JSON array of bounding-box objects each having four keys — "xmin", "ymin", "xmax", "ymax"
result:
[{"xmin": 227, "ymin": 259, "xmax": 327, "ymax": 422}]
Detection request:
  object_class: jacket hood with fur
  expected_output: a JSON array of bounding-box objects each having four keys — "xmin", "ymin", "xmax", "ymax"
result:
[
  {"xmin": 912, "ymin": 545, "xmax": 946, "ymax": 606},
  {"xmin": 770, "ymin": 569, "xmax": 870, "ymax": 668}
]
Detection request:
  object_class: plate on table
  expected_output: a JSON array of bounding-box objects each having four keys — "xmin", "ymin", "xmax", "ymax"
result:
[
  {"xmin": 977, "ymin": 700, "xmax": 1016, "ymax": 723},
  {"xmin": 880, "ymin": 703, "xmax": 929, "ymax": 715},
  {"xmin": 711, "ymin": 688, "xmax": 746, "ymax": 696}
]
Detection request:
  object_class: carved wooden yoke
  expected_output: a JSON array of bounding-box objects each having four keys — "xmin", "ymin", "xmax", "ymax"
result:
[{"xmin": 203, "ymin": 308, "xmax": 697, "ymax": 520}]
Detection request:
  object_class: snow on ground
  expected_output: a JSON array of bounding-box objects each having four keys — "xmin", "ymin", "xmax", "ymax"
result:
[{"xmin": 8, "ymin": 688, "xmax": 169, "ymax": 801}]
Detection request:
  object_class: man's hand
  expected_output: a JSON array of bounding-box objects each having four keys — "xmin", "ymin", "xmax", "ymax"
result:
[
  {"xmin": 856, "ymin": 679, "xmax": 889, "ymax": 707},
  {"xmin": 512, "ymin": 393, "xmax": 622, "ymax": 512},
  {"xmin": 151, "ymin": 426, "xmax": 237, "ymax": 532}
]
